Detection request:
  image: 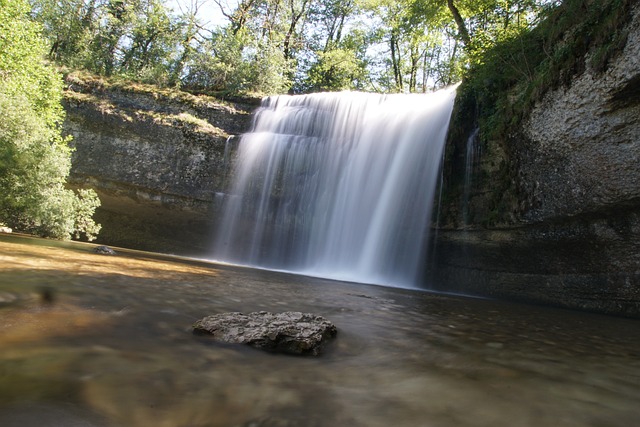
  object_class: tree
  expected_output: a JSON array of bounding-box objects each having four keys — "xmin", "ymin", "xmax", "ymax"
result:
[
  {"xmin": 359, "ymin": 0, "xmax": 456, "ymax": 92},
  {"xmin": 213, "ymin": 0, "xmax": 258, "ymax": 35},
  {"xmin": 30, "ymin": 0, "xmax": 99, "ymax": 67},
  {"xmin": 447, "ymin": 0, "xmax": 471, "ymax": 47},
  {"xmin": 31, "ymin": 0, "xmax": 186, "ymax": 84},
  {"xmin": 120, "ymin": 0, "xmax": 176, "ymax": 82},
  {"xmin": 28, "ymin": 0, "xmax": 556, "ymax": 95},
  {"xmin": 305, "ymin": 47, "xmax": 359, "ymax": 91},
  {"xmin": 357, "ymin": 0, "xmax": 551, "ymax": 93},
  {"xmin": 0, "ymin": 0, "xmax": 101, "ymax": 240},
  {"xmin": 169, "ymin": 0, "xmax": 213, "ymax": 86}
]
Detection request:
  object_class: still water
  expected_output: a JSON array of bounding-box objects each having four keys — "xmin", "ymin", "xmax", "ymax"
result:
[{"xmin": 1, "ymin": 234, "xmax": 639, "ymax": 426}]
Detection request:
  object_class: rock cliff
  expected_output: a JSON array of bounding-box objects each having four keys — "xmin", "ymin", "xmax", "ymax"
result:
[
  {"xmin": 63, "ymin": 73, "xmax": 254, "ymax": 254},
  {"xmin": 431, "ymin": 3, "xmax": 640, "ymax": 316},
  {"xmin": 62, "ymin": 4, "xmax": 639, "ymax": 316}
]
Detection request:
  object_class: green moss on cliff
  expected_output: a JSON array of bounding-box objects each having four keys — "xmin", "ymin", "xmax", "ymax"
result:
[
  {"xmin": 63, "ymin": 69, "xmax": 252, "ymax": 110},
  {"xmin": 62, "ymin": 69, "xmax": 256, "ymax": 141},
  {"xmin": 443, "ymin": 0, "xmax": 635, "ymax": 227}
]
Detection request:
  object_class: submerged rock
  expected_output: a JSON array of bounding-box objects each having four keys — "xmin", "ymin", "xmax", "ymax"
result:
[
  {"xmin": 92, "ymin": 245, "xmax": 117, "ymax": 255},
  {"xmin": 193, "ymin": 311, "xmax": 337, "ymax": 356}
]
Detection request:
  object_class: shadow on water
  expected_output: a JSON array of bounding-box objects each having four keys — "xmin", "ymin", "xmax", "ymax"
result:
[{"xmin": 1, "ymin": 233, "xmax": 639, "ymax": 427}]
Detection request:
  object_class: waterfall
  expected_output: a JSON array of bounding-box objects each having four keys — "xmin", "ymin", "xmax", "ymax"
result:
[
  {"xmin": 212, "ymin": 87, "xmax": 457, "ymax": 288},
  {"xmin": 462, "ymin": 127, "xmax": 480, "ymax": 225}
]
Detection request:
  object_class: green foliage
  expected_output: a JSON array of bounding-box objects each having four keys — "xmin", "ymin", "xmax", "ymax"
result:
[
  {"xmin": 26, "ymin": 0, "xmax": 561, "ymax": 96},
  {"xmin": 118, "ymin": 0, "xmax": 178, "ymax": 84},
  {"xmin": 0, "ymin": 0, "xmax": 101, "ymax": 240},
  {"xmin": 249, "ymin": 39, "xmax": 295, "ymax": 95},
  {"xmin": 71, "ymin": 189, "xmax": 102, "ymax": 240},
  {"xmin": 305, "ymin": 47, "xmax": 366, "ymax": 91},
  {"xmin": 1, "ymin": 0, "xmax": 64, "ymax": 127},
  {"xmin": 458, "ymin": 0, "xmax": 635, "ymax": 144},
  {"xmin": 31, "ymin": 0, "xmax": 181, "ymax": 83},
  {"xmin": 29, "ymin": 0, "xmax": 95, "ymax": 68},
  {"xmin": 182, "ymin": 30, "xmax": 247, "ymax": 93},
  {"xmin": 182, "ymin": 27, "xmax": 294, "ymax": 97}
]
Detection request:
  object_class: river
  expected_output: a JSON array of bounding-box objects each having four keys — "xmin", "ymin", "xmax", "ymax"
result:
[{"xmin": 0, "ymin": 234, "xmax": 638, "ymax": 426}]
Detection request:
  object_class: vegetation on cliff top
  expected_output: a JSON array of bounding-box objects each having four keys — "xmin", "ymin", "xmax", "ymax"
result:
[
  {"xmin": 0, "ymin": 0, "xmax": 101, "ymax": 240},
  {"xmin": 28, "ymin": 0, "xmax": 553, "ymax": 97},
  {"xmin": 457, "ymin": 0, "xmax": 634, "ymax": 144}
]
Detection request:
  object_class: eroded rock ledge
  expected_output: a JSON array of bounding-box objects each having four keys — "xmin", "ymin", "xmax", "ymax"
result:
[{"xmin": 62, "ymin": 73, "xmax": 255, "ymax": 254}]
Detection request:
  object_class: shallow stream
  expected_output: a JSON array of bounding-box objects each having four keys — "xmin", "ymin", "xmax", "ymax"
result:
[{"xmin": 0, "ymin": 234, "xmax": 638, "ymax": 426}]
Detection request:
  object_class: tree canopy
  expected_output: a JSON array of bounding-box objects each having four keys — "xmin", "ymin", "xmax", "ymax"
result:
[
  {"xmin": 0, "ymin": 0, "xmax": 101, "ymax": 240},
  {"xmin": 28, "ymin": 0, "xmax": 556, "ymax": 96}
]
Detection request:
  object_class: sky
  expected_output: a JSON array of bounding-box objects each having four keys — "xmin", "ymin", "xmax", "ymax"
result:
[{"xmin": 166, "ymin": 0, "xmax": 238, "ymax": 29}]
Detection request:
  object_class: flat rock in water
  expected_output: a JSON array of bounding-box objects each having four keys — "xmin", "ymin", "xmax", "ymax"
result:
[
  {"xmin": 192, "ymin": 311, "xmax": 337, "ymax": 356},
  {"xmin": 92, "ymin": 245, "xmax": 117, "ymax": 255}
]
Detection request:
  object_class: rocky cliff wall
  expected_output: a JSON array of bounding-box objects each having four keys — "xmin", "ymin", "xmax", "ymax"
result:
[
  {"xmin": 63, "ymin": 74, "xmax": 254, "ymax": 254},
  {"xmin": 520, "ymin": 17, "xmax": 640, "ymax": 223},
  {"xmin": 62, "ymin": 4, "xmax": 640, "ymax": 316},
  {"xmin": 431, "ymin": 4, "xmax": 640, "ymax": 317}
]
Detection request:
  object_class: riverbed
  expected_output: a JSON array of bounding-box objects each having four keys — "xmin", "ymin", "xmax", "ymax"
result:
[{"xmin": 0, "ymin": 234, "xmax": 638, "ymax": 426}]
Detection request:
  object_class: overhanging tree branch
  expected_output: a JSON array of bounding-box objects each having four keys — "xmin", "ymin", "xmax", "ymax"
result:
[{"xmin": 446, "ymin": 0, "xmax": 471, "ymax": 47}]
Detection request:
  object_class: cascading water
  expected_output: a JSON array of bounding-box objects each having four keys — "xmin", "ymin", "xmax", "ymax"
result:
[
  {"xmin": 212, "ymin": 87, "xmax": 457, "ymax": 288},
  {"xmin": 462, "ymin": 127, "xmax": 480, "ymax": 225}
]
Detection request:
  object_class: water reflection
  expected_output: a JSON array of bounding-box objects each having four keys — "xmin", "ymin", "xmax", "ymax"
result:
[{"xmin": 1, "ymin": 234, "xmax": 639, "ymax": 426}]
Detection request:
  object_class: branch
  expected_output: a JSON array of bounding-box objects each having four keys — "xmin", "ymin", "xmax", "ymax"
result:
[{"xmin": 447, "ymin": 0, "xmax": 471, "ymax": 47}]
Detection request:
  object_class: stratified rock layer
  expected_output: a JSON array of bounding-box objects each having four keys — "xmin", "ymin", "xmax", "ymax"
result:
[
  {"xmin": 62, "ymin": 75, "xmax": 254, "ymax": 255},
  {"xmin": 193, "ymin": 311, "xmax": 337, "ymax": 356}
]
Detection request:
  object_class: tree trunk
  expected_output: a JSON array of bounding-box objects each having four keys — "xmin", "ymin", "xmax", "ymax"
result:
[
  {"xmin": 390, "ymin": 32, "xmax": 403, "ymax": 92},
  {"xmin": 231, "ymin": 0, "xmax": 256, "ymax": 35},
  {"xmin": 447, "ymin": 0, "xmax": 471, "ymax": 47},
  {"xmin": 283, "ymin": 0, "xmax": 310, "ymax": 60}
]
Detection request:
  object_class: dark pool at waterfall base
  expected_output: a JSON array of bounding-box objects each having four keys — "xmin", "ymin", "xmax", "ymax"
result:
[{"xmin": 1, "ymin": 234, "xmax": 639, "ymax": 427}]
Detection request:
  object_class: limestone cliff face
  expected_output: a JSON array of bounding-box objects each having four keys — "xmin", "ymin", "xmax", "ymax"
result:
[
  {"xmin": 63, "ymin": 74, "xmax": 254, "ymax": 254},
  {"xmin": 520, "ymin": 17, "xmax": 640, "ymax": 223},
  {"xmin": 432, "ymin": 5, "xmax": 640, "ymax": 317}
]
